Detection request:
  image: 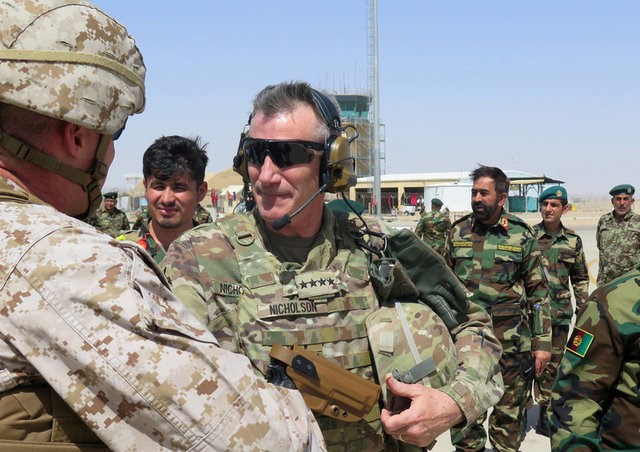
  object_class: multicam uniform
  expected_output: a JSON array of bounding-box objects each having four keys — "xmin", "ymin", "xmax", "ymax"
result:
[
  {"xmin": 445, "ymin": 209, "xmax": 552, "ymax": 452},
  {"xmin": 0, "ymin": 176, "xmax": 324, "ymax": 451},
  {"xmin": 550, "ymin": 266, "xmax": 640, "ymax": 450},
  {"xmin": 86, "ymin": 206, "xmax": 130, "ymax": 237},
  {"xmin": 414, "ymin": 210, "xmax": 451, "ymax": 257},
  {"xmin": 163, "ymin": 207, "xmax": 503, "ymax": 451},
  {"xmin": 532, "ymin": 222, "xmax": 589, "ymax": 407},
  {"xmin": 596, "ymin": 210, "xmax": 640, "ymax": 286}
]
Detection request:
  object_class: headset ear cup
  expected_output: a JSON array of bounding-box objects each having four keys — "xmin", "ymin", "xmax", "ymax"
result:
[
  {"xmin": 233, "ymin": 132, "xmax": 249, "ymax": 181},
  {"xmin": 325, "ymin": 134, "xmax": 357, "ymax": 193}
]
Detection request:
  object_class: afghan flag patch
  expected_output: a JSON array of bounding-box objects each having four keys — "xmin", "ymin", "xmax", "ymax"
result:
[{"xmin": 566, "ymin": 327, "xmax": 594, "ymax": 357}]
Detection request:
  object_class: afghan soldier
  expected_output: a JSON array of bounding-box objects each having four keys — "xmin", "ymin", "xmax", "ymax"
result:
[
  {"xmin": 596, "ymin": 184, "xmax": 640, "ymax": 286},
  {"xmin": 85, "ymin": 191, "xmax": 130, "ymax": 237},
  {"xmin": 531, "ymin": 186, "xmax": 589, "ymax": 437},
  {"xmin": 163, "ymin": 81, "xmax": 504, "ymax": 450},
  {"xmin": 194, "ymin": 203, "xmax": 213, "ymax": 224},
  {"xmin": 414, "ymin": 197, "xmax": 452, "ymax": 257},
  {"xmin": 445, "ymin": 165, "xmax": 552, "ymax": 452},
  {"xmin": 550, "ymin": 267, "xmax": 640, "ymax": 450},
  {"xmin": 0, "ymin": 2, "xmax": 323, "ymax": 450},
  {"xmin": 118, "ymin": 135, "xmax": 209, "ymax": 263}
]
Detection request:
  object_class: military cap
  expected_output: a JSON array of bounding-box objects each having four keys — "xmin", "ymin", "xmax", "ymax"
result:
[
  {"xmin": 103, "ymin": 192, "xmax": 118, "ymax": 199},
  {"xmin": 539, "ymin": 186, "xmax": 567, "ymax": 202},
  {"xmin": 431, "ymin": 198, "xmax": 444, "ymax": 207},
  {"xmin": 609, "ymin": 184, "xmax": 635, "ymax": 197}
]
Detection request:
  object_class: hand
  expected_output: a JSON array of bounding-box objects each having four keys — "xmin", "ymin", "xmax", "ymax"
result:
[
  {"xmin": 380, "ymin": 375, "xmax": 464, "ymax": 447},
  {"xmin": 532, "ymin": 350, "xmax": 551, "ymax": 376}
]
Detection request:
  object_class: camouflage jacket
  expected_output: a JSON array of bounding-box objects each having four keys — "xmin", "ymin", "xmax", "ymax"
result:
[
  {"xmin": 596, "ymin": 210, "xmax": 640, "ymax": 286},
  {"xmin": 85, "ymin": 206, "xmax": 130, "ymax": 237},
  {"xmin": 445, "ymin": 209, "xmax": 552, "ymax": 354},
  {"xmin": 118, "ymin": 219, "xmax": 165, "ymax": 264},
  {"xmin": 0, "ymin": 176, "xmax": 323, "ymax": 451},
  {"xmin": 164, "ymin": 206, "xmax": 503, "ymax": 448},
  {"xmin": 550, "ymin": 266, "xmax": 640, "ymax": 451},
  {"xmin": 414, "ymin": 209, "xmax": 452, "ymax": 256},
  {"xmin": 533, "ymin": 222, "xmax": 590, "ymax": 326},
  {"xmin": 193, "ymin": 204, "xmax": 213, "ymax": 225}
]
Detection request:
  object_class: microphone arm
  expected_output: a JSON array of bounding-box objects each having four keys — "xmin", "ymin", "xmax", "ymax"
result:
[{"xmin": 272, "ymin": 183, "xmax": 328, "ymax": 230}]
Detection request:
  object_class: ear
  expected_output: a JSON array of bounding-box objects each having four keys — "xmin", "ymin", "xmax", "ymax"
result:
[
  {"xmin": 497, "ymin": 191, "xmax": 508, "ymax": 208},
  {"xmin": 562, "ymin": 204, "xmax": 570, "ymax": 214},
  {"xmin": 197, "ymin": 181, "xmax": 208, "ymax": 202},
  {"xmin": 61, "ymin": 122, "xmax": 95, "ymax": 160}
]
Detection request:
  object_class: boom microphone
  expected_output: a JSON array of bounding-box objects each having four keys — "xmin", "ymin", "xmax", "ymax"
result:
[{"xmin": 272, "ymin": 184, "xmax": 328, "ymax": 230}]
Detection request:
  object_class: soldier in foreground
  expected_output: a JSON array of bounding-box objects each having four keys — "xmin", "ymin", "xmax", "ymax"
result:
[
  {"xmin": 445, "ymin": 165, "xmax": 552, "ymax": 451},
  {"xmin": 596, "ymin": 183, "xmax": 640, "ymax": 286},
  {"xmin": 163, "ymin": 81, "xmax": 503, "ymax": 450},
  {"xmin": 550, "ymin": 267, "xmax": 640, "ymax": 450},
  {"xmin": 531, "ymin": 186, "xmax": 589, "ymax": 437},
  {"xmin": 86, "ymin": 191, "xmax": 130, "ymax": 237},
  {"xmin": 415, "ymin": 197, "xmax": 452, "ymax": 257},
  {"xmin": 0, "ymin": 1, "xmax": 323, "ymax": 450},
  {"xmin": 119, "ymin": 135, "xmax": 209, "ymax": 263}
]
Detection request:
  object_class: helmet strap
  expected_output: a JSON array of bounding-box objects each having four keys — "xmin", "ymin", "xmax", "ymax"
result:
[{"xmin": 0, "ymin": 128, "xmax": 111, "ymax": 219}]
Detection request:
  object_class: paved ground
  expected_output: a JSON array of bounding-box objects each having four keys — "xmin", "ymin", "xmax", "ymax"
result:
[{"xmin": 387, "ymin": 208, "xmax": 603, "ymax": 451}]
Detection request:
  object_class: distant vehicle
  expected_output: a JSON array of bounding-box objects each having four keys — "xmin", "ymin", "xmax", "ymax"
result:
[{"xmin": 401, "ymin": 205, "xmax": 417, "ymax": 216}]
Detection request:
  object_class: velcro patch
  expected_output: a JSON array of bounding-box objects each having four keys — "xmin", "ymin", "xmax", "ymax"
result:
[
  {"xmin": 452, "ymin": 241, "xmax": 473, "ymax": 248},
  {"xmin": 566, "ymin": 327, "xmax": 594, "ymax": 357},
  {"xmin": 214, "ymin": 281, "xmax": 243, "ymax": 297},
  {"xmin": 497, "ymin": 244, "xmax": 522, "ymax": 253}
]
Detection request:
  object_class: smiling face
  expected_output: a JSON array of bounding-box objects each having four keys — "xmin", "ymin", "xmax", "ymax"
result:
[
  {"xmin": 144, "ymin": 172, "xmax": 206, "ymax": 232},
  {"xmin": 247, "ymin": 104, "xmax": 325, "ymax": 237},
  {"xmin": 540, "ymin": 198, "xmax": 568, "ymax": 230}
]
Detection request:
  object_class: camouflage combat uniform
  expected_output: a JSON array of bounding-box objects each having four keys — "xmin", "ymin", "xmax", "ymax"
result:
[
  {"xmin": 532, "ymin": 222, "xmax": 589, "ymax": 408},
  {"xmin": 596, "ymin": 210, "xmax": 640, "ymax": 286},
  {"xmin": 414, "ymin": 209, "xmax": 452, "ymax": 257},
  {"xmin": 163, "ymin": 206, "xmax": 504, "ymax": 451},
  {"xmin": 119, "ymin": 218, "xmax": 168, "ymax": 264},
  {"xmin": 86, "ymin": 206, "xmax": 130, "ymax": 237},
  {"xmin": 194, "ymin": 203, "xmax": 213, "ymax": 224},
  {"xmin": 445, "ymin": 209, "xmax": 552, "ymax": 452},
  {"xmin": 550, "ymin": 266, "xmax": 640, "ymax": 451},
  {"xmin": 0, "ymin": 176, "xmax": 324, "ymax": 451}
]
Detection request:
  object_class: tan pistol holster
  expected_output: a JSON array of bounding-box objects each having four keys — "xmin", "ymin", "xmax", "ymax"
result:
[{"xmin": 269, "ymin": 344, "xmax": 381, "ymax": 422}]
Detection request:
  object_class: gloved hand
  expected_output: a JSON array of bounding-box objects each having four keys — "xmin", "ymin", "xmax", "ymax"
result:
[{"xmin": 385, "ymin": 228, "xmax": 469, "ymax": 330}]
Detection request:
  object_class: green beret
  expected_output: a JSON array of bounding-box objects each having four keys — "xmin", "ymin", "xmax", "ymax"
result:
[
  {"xmin": 431, "ymin": 198, "xmax": 443, "ymax": 207},
  {"xmin": 540, "ymin": 186, "xmax": 567, "ymax": 202},
  {"xmin": 609, "ymin": 184, "xmax": 635, "ymax": 196},
  {"xmin": 103, "ymin": 192, "xmax": 118, "ymax": 199}
]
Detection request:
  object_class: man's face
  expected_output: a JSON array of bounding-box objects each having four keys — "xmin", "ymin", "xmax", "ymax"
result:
[
  {"xmin": 144, "ymin": 172, "xmax": 206, "ymax": 230},
  {"xmin": 471, "ymin": 176, "xmax": 506, "ymax": 225},
  {"xmin": 104, "ymin": 197, "xmax": 117, "ymax": 213},
  {"xmin": 540, "ymin": 199, "xmax": 568, "ymax": 228},
  {"xmin": 612, "ymin": 194, "xmax": 634, "ymax": 219},
  {"xmin": 247, "ymin": 104, "xmax": 323, "ymax": 234}
]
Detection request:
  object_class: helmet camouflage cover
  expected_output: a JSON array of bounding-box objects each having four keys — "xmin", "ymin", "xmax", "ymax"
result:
[{"xmin": 0, "ymin": 0, "xmax": 145, "ymax": 134}]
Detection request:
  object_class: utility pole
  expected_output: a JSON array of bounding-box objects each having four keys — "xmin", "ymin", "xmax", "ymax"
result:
[{"xmin": 367, "ymin": 0, "xmax": 382, "ymax": 217}]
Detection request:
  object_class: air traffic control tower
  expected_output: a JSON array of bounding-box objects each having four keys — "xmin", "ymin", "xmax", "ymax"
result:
[{"xmin": 334, "ymin": 93, "xmax": 384, "ymax": 179}]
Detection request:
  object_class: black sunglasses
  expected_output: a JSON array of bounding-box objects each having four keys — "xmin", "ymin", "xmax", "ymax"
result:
[
  {"xmin": 112, "ymin": 119, "xmax": 127, "ymax": 141},
  {"xmin": 242, "ymin": 138, "xmax": 324, "ymax": 168}
]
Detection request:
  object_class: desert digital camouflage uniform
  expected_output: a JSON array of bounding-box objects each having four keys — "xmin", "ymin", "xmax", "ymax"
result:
[
  {"xmin": 194, "ymin": 203, "xmax": 213, "ymax": 224},
  {"xmin": 550, "ymin": 266, "xmax": 640, "ymax": 451},
  {"xmin": 163, "ymin": 206, "xmax": 504, "ymax": 451},
  {"xmin": 86, "ymin": 204, "xmax": 130, "ymax": 237},
  {"xmin": 414, "ymin": 209, "xmax": 451, "ymax": 257},
  {"xmin": 596, "ymin": 210, "xmax": 640, "ymax": 286},
  {"xmin": 0, "ymin": 176, "xmax": 324, "ymax": 451},
  {"xmin": 445, "ymin": 209, "xmax": 552, "ymax": 452},
  {"xmin": 532, "ymin": 222, "xmax": 589, "ymax": 407},
  {"xmin": 118, "ymin": 218, "xmax": 166, "ymax": 264}
]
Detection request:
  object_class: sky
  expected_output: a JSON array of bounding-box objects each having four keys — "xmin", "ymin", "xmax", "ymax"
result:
[{"xmin": 98, "ymin": 1, "xmax": 639, "ymax": 198}]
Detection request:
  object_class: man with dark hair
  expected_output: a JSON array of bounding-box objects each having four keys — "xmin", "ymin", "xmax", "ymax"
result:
[
  {"xmin": 415, "ymin": 197, "xmax": 451, "ymax": 257},
  {"xmin": 531, "ymin": 185, "xmax": 589, "ymax": 436},
  {"xmin": 164, "ymin": 81, "xmax": 504, "ymax": 450},
  {"xmin": 0, "ymin": 2, "xmax": 323, "ymax": 449},
  {"xmin": 119, "ymin": 135, "xmax": 209, "ymax": 263},
  {"xmin": 86, "ymin": 191, "xmax": 130, "ymax": 237},
  {"xmin": 445, "ymin": 165, "xmax": 552, "ymax": 451}
]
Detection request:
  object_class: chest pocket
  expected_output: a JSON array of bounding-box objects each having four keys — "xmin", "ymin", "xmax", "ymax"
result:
[
  {"xmin": 557, "ymin": 249, "xmax": 576, "ymax": 279},
  {"xmin": 451, "ymin": 245, "xmax": 474, "ymax": 281},
  {"xmin": 492, "ymin": 249, "xmax": 522, "ymax": 284}
]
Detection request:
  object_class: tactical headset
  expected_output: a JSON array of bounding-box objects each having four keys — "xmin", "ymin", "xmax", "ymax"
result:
[{"xmin": 233, "ymin": 88, "xmax": 357, "ymax": 193}]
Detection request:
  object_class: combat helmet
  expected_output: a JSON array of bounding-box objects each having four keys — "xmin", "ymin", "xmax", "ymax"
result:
[{"xmin": 0, "ymin": 0, "xmax": 146, "ymax": 216}]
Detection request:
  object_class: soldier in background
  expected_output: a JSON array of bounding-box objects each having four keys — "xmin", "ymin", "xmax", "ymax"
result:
[
  {"xmin": 415, "ymin": 197, "xmax": 451, "ymax": 257},
  {"xmin": 531, "ymin": 186, "xmax": 589, "ymax": 437},
  {"xmin": 119, "ymin": 135, "xmax": 209, "ymax": 263},
  {"xmin": 86, "ymin": 191, "xmax": 130, "ymax": 237},
  {"xmin": 550, "ymin": 267, "xmax": 640, "ymax": 449},
  {"xmin": 0, "ymin": 2, "xmax": 323, "ymax": 450},
  {"xmin": 194, "ymin": 202, "xmax": 213, "ymax": 224},
  {"xmin": 164, "ymin": 81, "xmax": 503, "ymax": 450},
  {"xmin": 596, "ymin": 183, "xmax": 640, "ymax": 286},
  {"xmin": 445, "ymin": 165, "xmax": 552, "ymax": 452}
]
